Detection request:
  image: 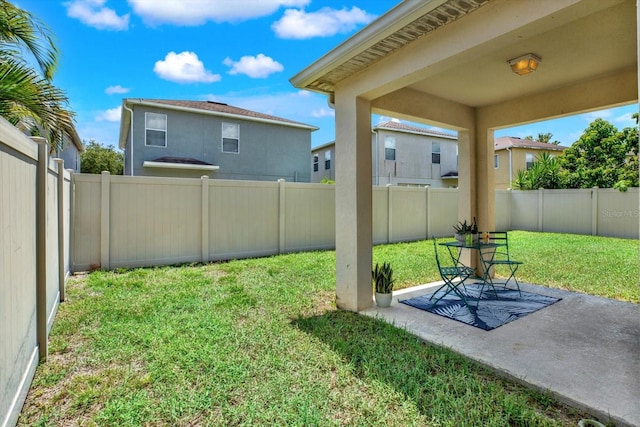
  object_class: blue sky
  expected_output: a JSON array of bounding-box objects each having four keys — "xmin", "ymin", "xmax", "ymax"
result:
[{"xmin": 17, "ymin": 0, "xmax": 638, "ymax": 149}]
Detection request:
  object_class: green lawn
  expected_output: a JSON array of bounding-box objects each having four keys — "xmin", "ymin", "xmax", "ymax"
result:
[{"xmin": 19, "ymin": 232, "xmax": 636, "ymax": 426}]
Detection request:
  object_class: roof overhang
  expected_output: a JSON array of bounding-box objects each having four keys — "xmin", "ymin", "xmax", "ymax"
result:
[
  {"xmin": 142, "ymin": 161, "xmax": 220, "ymax": 171},
  {"xmin": 291, "ymin": 0, "xmax": 637, "ymax": 125}
]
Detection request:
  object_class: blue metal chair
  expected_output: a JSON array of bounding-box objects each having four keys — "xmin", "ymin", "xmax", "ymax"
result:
[
  {"xmin": 479, "ymin": 231, "xmax": 523, "ymax": 296},
  {"xmin": 431, "ymin": 239, "xmax": 476, "ymax": 307}
]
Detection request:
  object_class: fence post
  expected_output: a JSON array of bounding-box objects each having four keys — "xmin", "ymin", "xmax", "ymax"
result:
[
  {"xmin": 506, "ymin": 188, "xmax": 513, "ymax": 231},
  {"xmin": 591, "ymin": 186, "xmax": 599, "ymax": 236},
  {"xmin": 201, "ymin": 176, "xmax": 209, "ymax": 263},
  {"xmin": 34, "ymin": 137, "xmax": 48, "ymax": 361},
  {"xmin": 387, "ymin": 184, "xmax": 393, "ymax": 243},
  {"xmin": 54, "ymin": 159, "xmax": 65, "ymax": 302},
  {"xmin": 69, "ymin": 171, "xmax": 75, "ymax": 274},
  {"xmin": 100, "ymin": 171, "xmax": 110, "ymax": 270},
  {"xmin": 278, "ymin": 179, "xmax": 286, "ymax": 254},
  {"xmin": 537, "ymin": 187, "xmax": 544, "ymax": 232},
  {"xmin": 425, "ymin": 185, "xmax": 431, "ymax": 239}
]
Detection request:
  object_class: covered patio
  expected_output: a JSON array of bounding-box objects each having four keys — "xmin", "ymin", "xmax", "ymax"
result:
[
  {"xmin": 291, "ymin": 0, "xmax": 638, "ymax": 425},
  {"xmin": 291, "ymin": 0, "xmax": 638, "ymax": 312},
  {"xmin": 363, "ymin": 281, "xmax": 639, "ymax": 426}
]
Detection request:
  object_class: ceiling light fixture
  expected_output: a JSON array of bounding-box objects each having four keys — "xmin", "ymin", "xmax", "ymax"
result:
[{"xmin": 507, "ymin": 53, "xmax": 541, "ymax": 75}]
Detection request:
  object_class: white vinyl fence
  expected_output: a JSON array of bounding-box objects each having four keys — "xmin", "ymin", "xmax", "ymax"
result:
[
  {"xmin": 2, "ymin": 131, "xmax": 638, "ymax": 427},
  {"xmin": 72, "ymin": 173, "xmax": 638, "ymax": 272},
  {"xmin": 1, "ymin": 119, "xmax": 72, "ymax": 427}
]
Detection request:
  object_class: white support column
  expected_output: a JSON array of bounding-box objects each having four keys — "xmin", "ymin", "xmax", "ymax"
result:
[
  {"xmin": 456, "ymin": 130, "xmax": 476, "ymax": 268},
  {"xmin": 335, "ymin": 95, "xmax": 373, "ymax": 312}
]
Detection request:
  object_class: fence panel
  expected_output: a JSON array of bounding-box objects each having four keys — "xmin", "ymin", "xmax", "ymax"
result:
[
  {"xmin": 428, "ymin": 188, "xmax": 458, "ymax": 237},
  {"xmin": 389, "ymin": 186, "xmax": 427, "ymax": 242},
  {"xmin": 0, "ymin": 122, "xmax": 39, "ymax": 427},
  {"xmin": 597, "ymin": 188, "xmax": 639, "ymax": 238},
  {"xmin": 0, "ymin": 119, "xmax": 70, "ymax": 427},
  {"xmin": 208, "ymin": 179, "xmax": 280, "ymax": 260},
  {"xmin": 109, "ymin": 176, "xmax": 202, "ymax": 268},
  {"xmin": 45, "ymin": 164, "xmax": 61, "ymax": 334},
  {"xmin": 495, "ymin": 190, "xmax": 511, "ymax": 231},
  {"xmin": 510, "ymin": 191, "xmax": 539, "ymax": 231},
  {"xmin": 542, "ymin": 189, "xmax": 592, "ymax": 234},
  {"xmin": 284, "ymin": 182, "xmax": 335, "ymax": 252},
  {"xmin": 372, "ymin": 186, "xmax": 390, "ymax": 244},
  {"xmin": 71, "ymin": 175, "xmax": 101, "ymax": 272}
]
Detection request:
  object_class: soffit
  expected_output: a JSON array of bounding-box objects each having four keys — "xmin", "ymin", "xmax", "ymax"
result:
[
  {"xmin": 304, "ymin": 0, "xmax": 490, "ymax": 94},
  {"xmin": 293, "ymin": 0, "xmax": 637, "ymax": 109}
]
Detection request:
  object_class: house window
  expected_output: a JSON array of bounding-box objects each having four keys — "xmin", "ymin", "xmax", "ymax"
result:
[
  {"xmin": 313, "ymin": 154, "xmax": 319, "ymax": 172},
  {"xmin": 494, "ymin": 154, "xmax": 499, "ymax": 169},
  {"xmin": 384, "ymin": 137, "xmax": 396, "ymax": 160},
  {"xmin": 526, "ymin": 153, "xmax": 534, "ymax": 170},
  {"xmin": 222, "ymin": 122, "xmax": 239, "ymax": 153},
  {"xmin": 324, "ymin": 150, "xmax": 331, "ymax": 169},
  {"xmin": 145, "ymin": 112, "xmax": 167, "ymax": 147},
  {"xmin": 432, "ymin": 142, "xmax": 441, "ymax": 164}
]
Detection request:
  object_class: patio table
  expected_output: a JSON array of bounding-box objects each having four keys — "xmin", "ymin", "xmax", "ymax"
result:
[{"xmin": 439, "ymin": 240, "xmax": 505, "ymax": 298}]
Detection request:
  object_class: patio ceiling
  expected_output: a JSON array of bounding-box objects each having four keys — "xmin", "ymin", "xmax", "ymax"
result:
[{"xmin": 292, "ymin": 0, "xmax": 637, "ymax": 114}]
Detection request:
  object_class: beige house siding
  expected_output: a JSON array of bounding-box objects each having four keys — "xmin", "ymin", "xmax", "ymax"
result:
[{"xmin": 494, "ymin": 136, "xmax": 567, "ymax": 189}]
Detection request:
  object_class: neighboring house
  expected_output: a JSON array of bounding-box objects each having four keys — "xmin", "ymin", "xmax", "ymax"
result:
[
  {"xmin": 16, "ymin": 119, "xmax": 84, "ymax": 172},
  {"xmin": 311, "ymin": 121, "xmax": 459, "ymax": 187},
  {"xmin": 53, "ymin": 130, "xmax": 84, "ymax": 172},
  {"xmin": 118, "ymin": 99, "xmax": 318, "ymax": 181},
  {"xmin": 494, "ymin": 136, "xmax": 567, "ymax": 189}
]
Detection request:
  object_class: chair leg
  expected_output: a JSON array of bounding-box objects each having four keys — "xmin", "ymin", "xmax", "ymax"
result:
[
  {"xmin": 430, "ymin": 276, "xmax": 470, "ymax": 308},
  {"xmin": 504, "ymin": 265, "xmax": 522, "ymax": 296}
]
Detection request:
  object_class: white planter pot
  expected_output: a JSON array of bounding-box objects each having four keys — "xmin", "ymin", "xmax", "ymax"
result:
[{"xmin": 375, "ymin": 292, "xmax": 393, "ymax": 308}]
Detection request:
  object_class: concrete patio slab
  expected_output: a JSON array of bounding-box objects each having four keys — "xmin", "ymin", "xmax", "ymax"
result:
[{"xmin": 361, "ymin": 282, "xmax": 640, "ymax": 427}]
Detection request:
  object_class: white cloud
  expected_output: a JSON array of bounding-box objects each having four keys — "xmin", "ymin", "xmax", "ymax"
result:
[
  {"xmin": 272, "ymin": 6, "xmax": 376, "ymax": 39},
  {"xmin": 128, "ymin": 0, "xmax": 309, "ymax": 26},
  {"xmin": 154, "ymin": 51, "xmax": 221, "ymax": 84},
  {"xmin": 582, "ymin": 110, "xmax": 613, "ymax": 122},
  {"xmin": 223, "ymin": 54, "xmax": 283, "ymax": 78},
  {"xmin": 311, "ymin": 108, "xmax": 334, "ymax": 118},
  {"xmin": 65, "ymin": 0, "xmax": 129, "ymax": 31},
  {"xmin": 96, "ymin": 106, "xmax": 122, "ymax": 122},
  {"xmin": 105, "ymin": 85, "xmax": 130, "ymax": 95},
  {"xmin": 613, "ymin": 112, "xmax": 636, "ymax": 125}
]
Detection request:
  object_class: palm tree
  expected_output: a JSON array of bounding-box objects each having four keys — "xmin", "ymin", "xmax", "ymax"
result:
[{"xmin": 0, "ymin": 0, "xmax": 76, "ymax": 150}]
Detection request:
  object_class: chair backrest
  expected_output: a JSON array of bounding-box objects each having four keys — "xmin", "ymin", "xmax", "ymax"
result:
[
  {"xmin": 486, "ymin": 231, "xmax": 511, "ymax": 259},
  {"xmin": 432, "ymin": 238, "xmax": 447, "ymax": 271}
]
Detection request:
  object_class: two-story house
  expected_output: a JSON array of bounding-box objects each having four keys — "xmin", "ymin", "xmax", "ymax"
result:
[
  {"xmin": 311, "ymin": 121, "xmax": 459, "ymax": 187},
  {"xmin": 494, "ymin": 136, "xmax": 567, "ymax": 189},
  {"xmin": 118, "ymin": 99, "xmax": 318, "ymax": 181}
]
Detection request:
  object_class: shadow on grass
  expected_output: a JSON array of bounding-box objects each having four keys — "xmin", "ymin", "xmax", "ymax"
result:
[{"xmin": 292, "ymin": 310, "xmax": 581, "ymax": 425}]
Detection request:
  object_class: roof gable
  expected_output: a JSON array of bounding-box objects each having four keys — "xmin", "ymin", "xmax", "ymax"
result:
[
  {"xmin": 375, "ymin": 120, "xmax": 457, "ymax": 139},
  {"xmin": 494, "ymin": 136, "xmax": 567, "ymax": 151}
]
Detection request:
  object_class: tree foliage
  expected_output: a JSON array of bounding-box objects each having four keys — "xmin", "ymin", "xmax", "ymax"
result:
[
  {"xmin": 80, "ymin": 141, "xmax": 124, "ymax": 175},
  {"xmin": 0, "ymin": 0, "xmax": 75, "ymax": 150},
  {"xmin": 513, "ymin": 117, "xmax": 638, "ymax": 191},
  {"xmin": 524, "ymin": 132, "xmax": 561, "ymax": 145}
]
